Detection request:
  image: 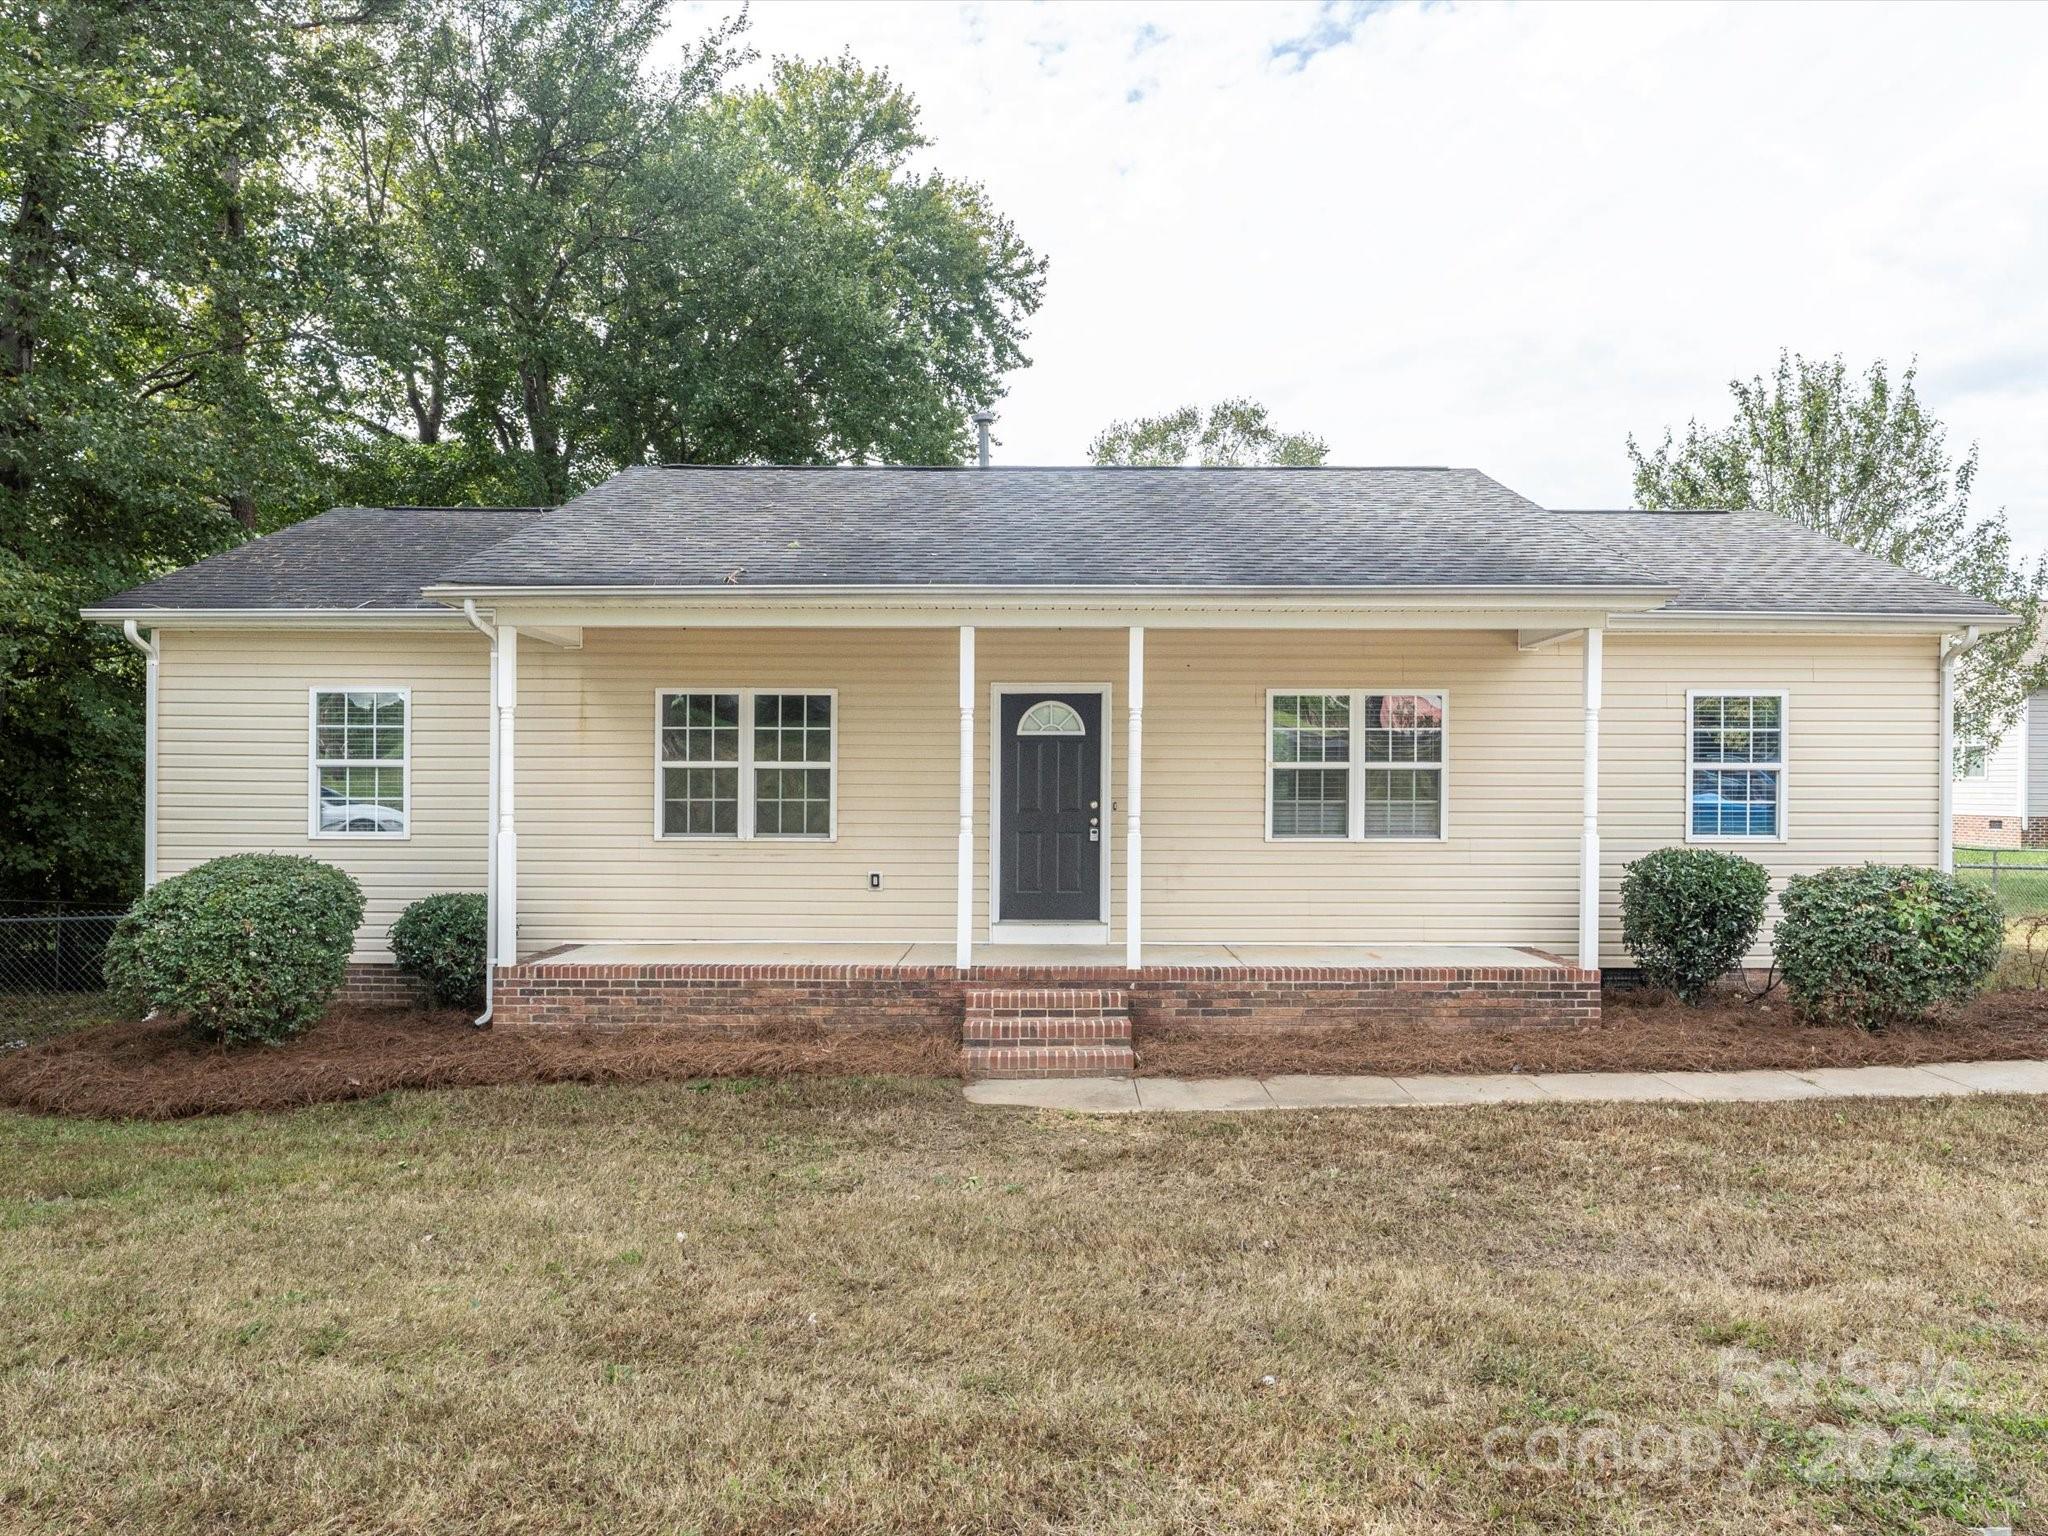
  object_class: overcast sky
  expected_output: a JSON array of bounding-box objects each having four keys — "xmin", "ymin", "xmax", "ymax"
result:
[{"xmin": 676, "ymin": 1, "xmax": 2048, "ymax": 553}]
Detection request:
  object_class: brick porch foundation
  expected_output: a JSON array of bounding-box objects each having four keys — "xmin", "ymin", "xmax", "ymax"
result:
[
  {"xmin": 491, "ymin": 959, "xmax": 1602, "ymax": 1074},
  {"xmin": 340, "ymin": 961, "xmax": 430, "ymax": 1009}
]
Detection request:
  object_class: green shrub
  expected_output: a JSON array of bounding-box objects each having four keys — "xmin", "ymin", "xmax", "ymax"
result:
[
  {"xmin": 389, "ymin": 892, "xmax": 489, "ymax": 1009},
  {"xmin": 1774, "ymin": 864, "xmax": 2004, "ymax": 1027},
  {"xmin": 103, "ymin": 854, "xmax": 364, "ymax": 1045},
  {"xmin": 1619, "ymin": 847, "xmax": 1772, "ymax": 1003}
]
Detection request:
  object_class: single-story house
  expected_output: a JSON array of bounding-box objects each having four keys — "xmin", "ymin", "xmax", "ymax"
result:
[
  {"xmin": 1952, "ymin": 675, "xmax": 2048, "ymax": 849},
  {"xmin": 86, "ymin": 462, "xmax": 2014, "ymax": 1075}
]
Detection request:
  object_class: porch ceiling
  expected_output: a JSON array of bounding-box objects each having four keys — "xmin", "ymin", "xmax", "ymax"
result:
[{"xmin": 527, "ymin": 941, "xmax": 1564, "ymax": 971}]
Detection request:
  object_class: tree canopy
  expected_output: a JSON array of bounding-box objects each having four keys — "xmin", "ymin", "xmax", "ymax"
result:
[
  {"xmin": 0, "ymin": 0, "xmax": 1044, "ymax": 904},
  {"xmin": 1087, "ymin": 397, "xmax": 1327, "ymax": 467},
  {"xmin": 1629, "ymin": 352, "xmax": 2045, "ymax": 752}
]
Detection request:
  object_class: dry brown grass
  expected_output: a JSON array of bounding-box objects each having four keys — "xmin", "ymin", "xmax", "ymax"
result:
[{"xmin": 2, "ymin": 1080, "xmax": 2045, "ymax": 1533}]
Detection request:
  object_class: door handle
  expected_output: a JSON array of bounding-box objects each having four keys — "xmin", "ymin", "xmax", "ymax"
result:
[{"xmin": 1089, "ymin": 827, "xmax": 1100, "ymax": 842}]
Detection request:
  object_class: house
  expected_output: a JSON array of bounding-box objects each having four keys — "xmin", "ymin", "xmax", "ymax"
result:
[
  {"xmin": 85, "ymin": 463, "xmax": 2014, "ymax": 1076},
  {"xmin": 1952, "ymin": 683, "xmax": 2048, "ymax": 848}
]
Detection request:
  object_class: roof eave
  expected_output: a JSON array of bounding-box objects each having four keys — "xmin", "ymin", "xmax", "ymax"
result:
[
  {"xmin": 1607, "ymin": 608, "xmax": 2020, "ymax": 634},
  {"xmin": 82, "ymin": 606, "xmax": 467, "ymax": 628}
]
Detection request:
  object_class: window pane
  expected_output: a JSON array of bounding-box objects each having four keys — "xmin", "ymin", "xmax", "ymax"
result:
[
  {"xmin": 1362, "ymin": 767, "xmax": 1441, "ymax": 837},
  {"xmin": 1362, "ymin": 694, "xmax": 1444, "ymax": 766},
  {"xmin": 1691, "ymin": 768, "xmax": 1779, "ymax": 838},
  {"xmin": 663, "ymin": 763, "xmax": 737, "ymax": 836},
  {"xmin": 1272, "ymin": 695, "xmax": 1349, "ymax": 771},
  {"xmin": 1272, "ymin": 767, "xmax": 1349, "ymax": 837}
]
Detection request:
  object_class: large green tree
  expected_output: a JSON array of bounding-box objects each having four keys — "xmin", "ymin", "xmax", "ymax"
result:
[
  {"xmin": 0, "ymin": 0, "xmax": 378, "ymax": 905},
  {"xmin": 1629, "ymin": 352, "xmax": 2046, "ymax": 751},
  {"xmin": 1087, "ymin": 397, "xmax": 1328, "ymax": 467},
  {"xmin": 318, "ymin": 9, "xmax": 1044, "ymax": 501}
]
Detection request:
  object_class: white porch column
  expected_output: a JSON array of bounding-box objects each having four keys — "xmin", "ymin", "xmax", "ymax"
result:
[
  {"xmin": 495, "ymin": 624, "xmax": 519, "ymax": 966},
  {"xmin": 1939, "ymin": 631, "xmax": 1960, "ymax": 873},
  {"xmin": 1126, "ymin": 626, "xmax": 1144, "ymax": 970},
  {"xmin": 956, "ymin": 625, "xmax": 975, "ymax": 969},
  {"xmin": 1578, "ymin": 627, "xmax": 1603, "ymax": 971}
]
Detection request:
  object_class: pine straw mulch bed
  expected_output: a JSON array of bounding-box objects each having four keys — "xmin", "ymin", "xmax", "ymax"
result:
[
  {"xmin": 1135, "ymin": 984, "xmax": 2048, "ymax": 1078},
  {"xmin": 5, "ymin": 987, "xmax": 2047, "ymax": 1120},
  {"xmin": 0, "ymin": 1007, "xmax": 957, "ymax": 1121}
]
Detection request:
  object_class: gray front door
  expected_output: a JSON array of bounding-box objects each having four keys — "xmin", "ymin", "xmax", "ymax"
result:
[{"xmin": 998, "ymin": 692, "xmax": 1102, "ymax": 922}]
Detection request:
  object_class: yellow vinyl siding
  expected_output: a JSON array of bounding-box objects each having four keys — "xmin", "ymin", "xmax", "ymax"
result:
[
  {"xmin": 156, "ymin": 628, "xmax": 490, "ymax": 961},
  {"xmin": 1598, "ymin": 632, "xmax": 1940, "ymax": 966},
  {"xmin": 1142, "ymin": 628, "xmax": 1582, "ymax": 946},
  {"xmin": 519, "ymin": 628, "xmax": 958, "ymax": 949},
  {"xmin": 151, "ymin": 623, "xmax": 1943, "ymax": 966}
]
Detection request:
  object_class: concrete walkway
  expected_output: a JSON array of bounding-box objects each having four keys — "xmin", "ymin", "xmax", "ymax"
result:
[{"xmin": 963, "ymin": 1059, "xmax": 2048, "ymax": 1113}]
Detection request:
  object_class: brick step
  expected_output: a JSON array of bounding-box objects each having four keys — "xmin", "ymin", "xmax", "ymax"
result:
[
  {"xmin": 961, "ymin": 1043, "xmax": 1136, "ymax": 1080},
  {"xmin": 961, "ymin": 986, "xmax": 1131, "ymax": 1047},
  {"xmin": 960, "ymin": 986, "xmax": 1134, "ymax": 1079}
]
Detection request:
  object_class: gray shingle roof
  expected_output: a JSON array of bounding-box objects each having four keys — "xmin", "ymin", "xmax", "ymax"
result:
[
  {"xmin": 1558, "ymin": 510, "xmax": 2012, "ymax": 620},
  {"xmin": 83, "ymin": 468, "xmax": 2013, "ymax": 625},
  {"xmin": 434, "ymin": 465, "xmax": 1666, "ymax": 591},
  {"xmin": 89, "ymin": 505, "xmax": 544, "ymax": 613}
]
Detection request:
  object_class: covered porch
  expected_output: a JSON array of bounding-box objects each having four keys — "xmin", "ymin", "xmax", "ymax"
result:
[{"xmin": 465, "ymin": 591, "xmax": 1635, "ymax": 978}]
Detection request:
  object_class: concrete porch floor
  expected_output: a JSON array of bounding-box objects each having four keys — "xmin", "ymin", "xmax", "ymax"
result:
[{"xmin": 527, "ymin": 941, "xmax": 1564, "ymax": 970}]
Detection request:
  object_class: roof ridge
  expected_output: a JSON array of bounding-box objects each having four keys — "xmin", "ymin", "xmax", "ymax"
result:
[{"xmin": 646, "ymin": 463, "xmax": 1461, "ymax": 473}]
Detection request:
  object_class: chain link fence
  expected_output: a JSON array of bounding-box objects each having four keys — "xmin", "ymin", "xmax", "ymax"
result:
[
  {"xmin": 1954, "ymin": 850, "xmax": 2048, "ymax": 919},
  {"xmin": 0, "ymin": 905, "xmax": 126, "ymax": 997}
]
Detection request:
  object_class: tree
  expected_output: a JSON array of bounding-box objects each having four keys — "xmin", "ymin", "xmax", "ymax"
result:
[
  {"xmin": 317, "ymin": 14, "xmax": 1045, "ymax": 497},
  {"xmin": 1087, "ymin": 397, "xmax": 1327, "ymax": 467},
  {"xmin": 0, "ymin": 0, "xmax": 378, "ymax": 904},
  {"xmin": 1629, "ymin": 352, "xmax": 2046, "ymax": 753}
]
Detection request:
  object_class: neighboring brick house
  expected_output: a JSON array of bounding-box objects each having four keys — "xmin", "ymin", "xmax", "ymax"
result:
[
  {"xmin": 86, "ymin": 460, "xmax": 2016, "ymax": 1076},
  {"xmin": 1952, "ymin": 688, "xmax": 2048, "ymax": 848}
]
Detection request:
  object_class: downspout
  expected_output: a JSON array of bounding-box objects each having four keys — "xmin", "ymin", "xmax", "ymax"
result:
[
  {"xmin": 121, "ymin": 621, "xmax": 160, "ymax": 889},
  {"xmin": 1939, "ymin": 625, "xmax": 1982, "ymax": 874},
  {"xmin": 463, "ymin": 599, "xmax": 499, "ymax": 1026}
]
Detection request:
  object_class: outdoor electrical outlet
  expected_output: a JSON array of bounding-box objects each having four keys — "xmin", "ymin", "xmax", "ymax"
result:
[{"xmin": 868, "ymin": 871, "xmax": 883, "ymax": 891}]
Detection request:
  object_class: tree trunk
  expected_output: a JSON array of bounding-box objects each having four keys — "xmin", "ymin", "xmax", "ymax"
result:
[
  {"xmin": 405, "ymin": 346, "xmax": 447, "ymax": 443},
  {"xmin": 215, "ymin": 153, "xmax": 258, "ymax": 531},
  {"xmin": 520, "ymin": 361, "xmax": 563, "ymax": 502},
  {"xmin": 0, "ymin": 164, "xmax": 55, "ymax": 497}
]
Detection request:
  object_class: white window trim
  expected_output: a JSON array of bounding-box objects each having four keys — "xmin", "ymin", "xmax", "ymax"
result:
[
  {"xmin": 307, "ymin": 685, "xmax": 412, "ymax": 841},
  {"xmin": 652, "ymin": 687, "xmax": 839, "ymax": 842},
  {"xmin": 1683, "ymin": 687, "xmax": 1790, "ymax": 844},
  {"xmin": 1263, "ymin": 687, "xmax": 1451, "ymax": 843}
]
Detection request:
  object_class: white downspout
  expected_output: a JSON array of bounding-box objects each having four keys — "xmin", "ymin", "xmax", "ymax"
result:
[
  {"xmin": 1939, "ymin": 625, "xmax": 1982, "ymax": 874},
  {"xmin": 121, "ymin": 621, "xmax": 160, "ymax": 889},
  {"xmin": 462, "ymin": 600, "xmax": 499, "ymax": 1025}
]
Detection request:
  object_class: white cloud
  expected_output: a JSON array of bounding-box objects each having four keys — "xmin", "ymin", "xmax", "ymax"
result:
[{"xmin": 675, "ymin": 0, "xmax": 2048, "ymax": 552}]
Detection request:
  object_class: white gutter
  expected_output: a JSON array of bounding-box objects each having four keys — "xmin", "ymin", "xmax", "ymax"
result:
[
  {"xmin": 121, "ymin": 621, "xmax": 160, "ymax": 889},
  {"xmin": 462, "ymin": 599, "xmax": 498, "ymax": 1026},
  {"xmin": 1939, "ymin": 625, "xmax": 1985, "ymax": 874}
]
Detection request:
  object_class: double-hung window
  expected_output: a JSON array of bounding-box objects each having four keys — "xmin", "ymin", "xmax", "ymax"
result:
[
  {"xmin": 1268, "ymin": 690, "xmax": 1446, "ymax": 840},
  {"xmin": 657, "ymin": 689, "xmax": 835, "ymax": 839},
  {"xmin": 310, "ymin": 688, "xmax": 409, "ymax": 838},
  {"xmin": 1687, "ymin": 691, "xmax": 1785, "ymax": 839}
]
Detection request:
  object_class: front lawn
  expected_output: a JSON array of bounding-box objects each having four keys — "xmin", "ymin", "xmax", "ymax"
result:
[{"xmin": 3, "ymin": 1081, "xmax": 2044, "ymax": 1532}]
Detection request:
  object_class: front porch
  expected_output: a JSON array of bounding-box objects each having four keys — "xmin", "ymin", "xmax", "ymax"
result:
[{"xmin": 493, "ymin": 941, "xmax": 1602, "ymax": 1078}]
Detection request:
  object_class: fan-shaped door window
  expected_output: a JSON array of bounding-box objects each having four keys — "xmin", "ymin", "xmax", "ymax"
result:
[{"xmin": 1017, "ymin": 700, "xmax": 1086, "ymax": 737}]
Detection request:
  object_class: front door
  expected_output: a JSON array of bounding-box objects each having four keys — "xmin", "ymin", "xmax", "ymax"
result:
[{"xmin": 998, "ymin": 691, "xmax": 1103, "ymax": 923}]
